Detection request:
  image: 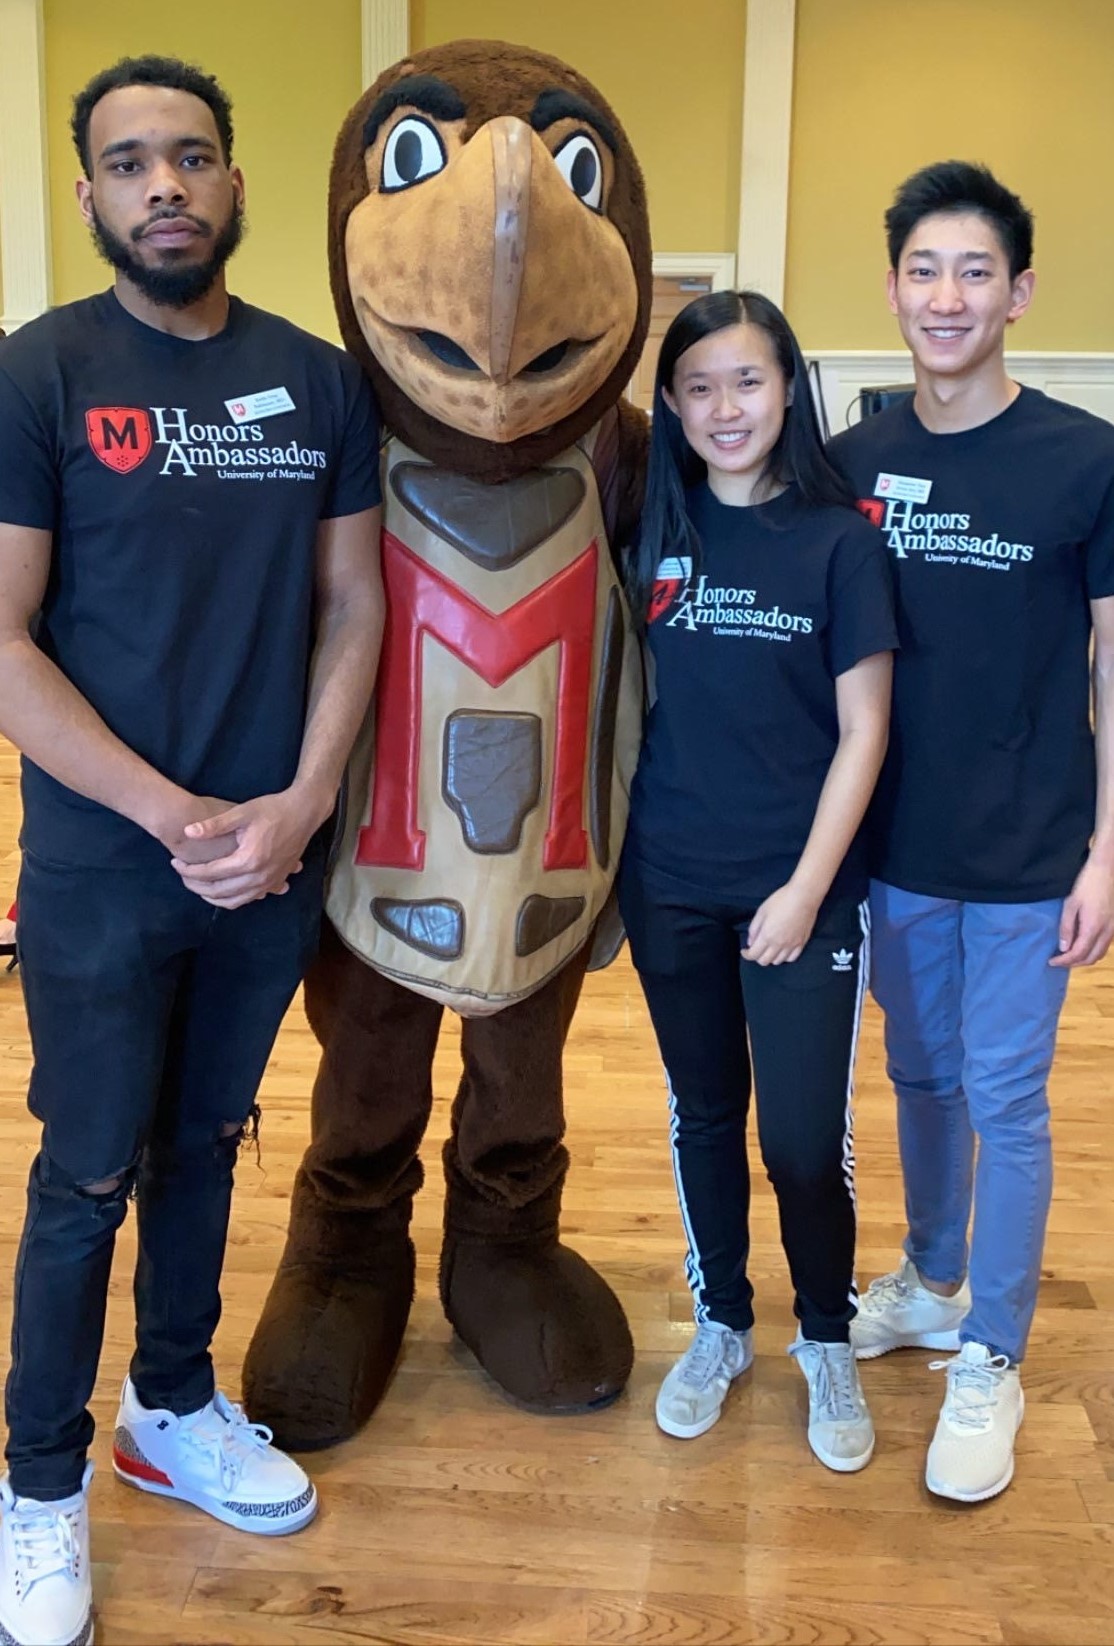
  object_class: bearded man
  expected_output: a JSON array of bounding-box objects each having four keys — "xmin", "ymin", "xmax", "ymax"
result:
[{"xmin": 0, "ymin": 54, "xmax": 384, "ymax": 1646}]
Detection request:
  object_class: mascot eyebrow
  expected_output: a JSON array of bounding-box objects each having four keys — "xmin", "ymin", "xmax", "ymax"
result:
[
  {"xmin": 362, "ymin": 75, "xmax": 467, "ymax": 148},
  {"xmin": 529, "ymin": 89, "xmax": 617, "ymax": 154}
]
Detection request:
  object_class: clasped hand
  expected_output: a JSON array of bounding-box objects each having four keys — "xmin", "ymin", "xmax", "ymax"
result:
[{"xmin": 167, "ymin": 790, "xmax": 321, "ymax": 910}]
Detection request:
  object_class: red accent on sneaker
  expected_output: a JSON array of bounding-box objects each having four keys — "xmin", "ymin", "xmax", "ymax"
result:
[{"xmin": 112, "ymin": 1446, "xmax": 173, "ymax": 1488}]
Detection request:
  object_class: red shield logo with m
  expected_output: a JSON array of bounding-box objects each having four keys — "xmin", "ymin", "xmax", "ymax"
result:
[
  {"xmin": 648, "ymin": 555, "xmax": 691, "ymax": 624},
  {"xmin": 649, "ymin": 575, "xmax": 682, "ymax": 624},
  {"xmin": 85, "ymin": 407, "xmax": 152, "ymax": 474}
]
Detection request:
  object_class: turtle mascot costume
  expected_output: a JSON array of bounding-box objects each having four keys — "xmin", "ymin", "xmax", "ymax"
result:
[{"xmin": 243, "ymin": 39, "xmax": 652, "ymax": 1448}]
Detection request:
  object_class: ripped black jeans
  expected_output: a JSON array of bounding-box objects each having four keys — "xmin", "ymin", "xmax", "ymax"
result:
[{"xmin": 5, "ymin": 847, "xmax": 324, "ymax": 1500}]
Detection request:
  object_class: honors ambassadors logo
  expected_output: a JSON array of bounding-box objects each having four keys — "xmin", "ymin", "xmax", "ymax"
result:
[
  {"xmin": 85, "ymin": 407, "xmax": 152, "ymax": 474},
  {"xmin": 651, "ymin": 557, "xmax": 814, "ymax": 639},
  {"xmin": 83, "ymin": 404, "xmax": 326, "ymax": 481}
]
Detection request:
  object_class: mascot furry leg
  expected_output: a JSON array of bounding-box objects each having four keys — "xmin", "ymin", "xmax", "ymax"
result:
[{"xmin": 245, "ymin": 930, "xmax": 621, "ymax": 1447}]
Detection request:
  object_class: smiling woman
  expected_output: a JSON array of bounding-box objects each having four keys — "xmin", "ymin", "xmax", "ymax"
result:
[{"xmin": 617, "ymin": 285, "xmax": 896, "ymax": 1471}]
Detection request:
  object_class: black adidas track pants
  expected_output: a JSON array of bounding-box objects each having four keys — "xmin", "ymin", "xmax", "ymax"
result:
[{"xmin": 619, "ymin": 855, "xmax": 868, "ymax": 1342}]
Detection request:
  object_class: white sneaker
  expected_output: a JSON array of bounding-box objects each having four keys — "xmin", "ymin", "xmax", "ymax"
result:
[
  {"xmin": 925, "ymin": 1341, "xmax": 1023, "ymax": 1502},
  {"xmin": 0, "ymin": 1462, "xmax": 93, "ymax": 1646},
  {"xmin": 852, "ymin": 1256, "xmax": 970, "ymax": 1359},
  {"xmin": 789, "ymin": 1336, "xmax": 875, "ymax": 1472},
  {"xmin": 112, "ymin": 1379, "xmax": 316, "ymax": 1536},
  {"xmin": 655, "ymin": 1323, "xmax": 754, "ymax": 1439}
]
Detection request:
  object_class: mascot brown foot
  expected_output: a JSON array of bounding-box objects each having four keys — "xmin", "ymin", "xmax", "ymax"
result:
[
  {"xmin": 242, "ymin": 1185, "xmax": 414, "ymax": 1451},
  {"xmin": 435, "ymin": 945, "xmax": 632, "ymax": 1410},
  {"xmin": 243, "ymin": 924, "xmax": 438, "ymax": 1450},
  {"xmin": 245, "ymin": 927, "xmax": 629, "ymax": 1440},
  {"xmin": 441, "ymin": 1159, "xmax": 633, "ymax": 1410}
]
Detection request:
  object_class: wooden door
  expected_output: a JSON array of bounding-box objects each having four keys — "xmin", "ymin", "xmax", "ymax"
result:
[{"xmin": 628, "ymin": 273, "xmax": 714, "ymax": 411}]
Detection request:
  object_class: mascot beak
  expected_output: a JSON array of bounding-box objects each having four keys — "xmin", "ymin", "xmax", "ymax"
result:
[
  {"xmin": 488, "ymin": 116, "xmax": 532, "ymax": 385},
  {"xmin": 346, "ymin": 113, "xmax": 639, "ymax": 443}
]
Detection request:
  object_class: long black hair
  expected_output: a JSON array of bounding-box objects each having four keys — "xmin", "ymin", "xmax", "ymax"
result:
[{"xmin": 625, "ymin": 288, "xmax": 853, "ymax": 629}]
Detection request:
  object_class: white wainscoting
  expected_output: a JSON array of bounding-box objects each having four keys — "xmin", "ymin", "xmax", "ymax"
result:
[{"xmin": 809, "ymin": 351, "xmax": 1114, "ymax": 435}]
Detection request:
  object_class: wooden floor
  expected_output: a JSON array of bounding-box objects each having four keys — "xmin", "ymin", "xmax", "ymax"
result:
[{"xmin": 1, "ymin": 736, "xmax": 1113, "ymax": 1646}]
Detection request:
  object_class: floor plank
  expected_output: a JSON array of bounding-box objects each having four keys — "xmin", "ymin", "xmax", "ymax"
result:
[{"xmin": 1, "ymin": 732, "xmax": 1111, "ymax": 1643}]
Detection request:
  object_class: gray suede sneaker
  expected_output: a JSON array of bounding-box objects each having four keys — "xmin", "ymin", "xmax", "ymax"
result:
[
  {"xmin": 789, "ymin": 1336, "xmax": 875, "ymax": 1472},
  {"xmin": 655, "ymin": 1323, "xmax": 754, "ymax": 1439}
]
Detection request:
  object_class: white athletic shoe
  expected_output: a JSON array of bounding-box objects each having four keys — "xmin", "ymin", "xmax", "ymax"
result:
[
  {"xmin": 852, "ymin": 1256, "xmax": 970, "ymax": 1359},
  {"xmin": 789, "ymin": 1336, "xmax": 875, "ymax": 1472},
  {"xmin": 112, "ymin": 1379, "xmax": 317, "ymax": 1536},
  {"xmin": 655, "ymin": 1323, "xmax": 754, "ymax": 1439},
  {"xmin": 0, "ymin": 1462, "xmax": 93, "ymax": 1646},
  {"xmin": 925, "ymin": 1341, "xmax": 1023, "ymax": 1503}
]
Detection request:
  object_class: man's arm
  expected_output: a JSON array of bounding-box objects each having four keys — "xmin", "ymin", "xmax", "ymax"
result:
[
  {"xmin": 173, "ymin": 504, "xmax": 384, "ymax": 909},
  {"xmin": 0, "ymin": 521, "xmax": 234, "ymax": 859},
  {"xmin": 1052, "ymin": 592, "xmax": 1114, "ymax": 968}
]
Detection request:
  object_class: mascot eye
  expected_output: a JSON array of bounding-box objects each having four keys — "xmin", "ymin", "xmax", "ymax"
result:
[
  {"xmin": 381, "ymin": 117, "xmax": 446, "ymax": 192},
  {"xmin": 553, "ymin": 132, "xmax": 604, "ymax": 211}
]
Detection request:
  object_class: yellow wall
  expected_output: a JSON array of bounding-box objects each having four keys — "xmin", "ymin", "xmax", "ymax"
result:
[
  {"xmin": 32, "ymin": 3, "xmax": 1114, "ymax": 352},
  {"xmin": 42, "ymin": 0, "xmax": 363, "ymax": 341},
  {"xmin": 410, "ymin": 0, "xmax": 746, "ymax": 254},
  {"xmin": 786, "ymin": 0, "xmax": 1114, "ymax": 351}
]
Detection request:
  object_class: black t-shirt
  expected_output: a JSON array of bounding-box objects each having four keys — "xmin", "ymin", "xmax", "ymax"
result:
[
  {"xmin": 626, "ymin": 483, "xmax": 897, "ymax": 906},
  {"xmin": 829, "ymin": 388, "xmax": 1114, "ymax": 902},
  {"xmin": 0, "ymin": 291, "xmax": 381, "ymax": 866}
]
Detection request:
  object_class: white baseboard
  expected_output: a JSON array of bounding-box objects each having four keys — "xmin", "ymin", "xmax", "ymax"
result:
[{"xmin": 809, "ymin": 350, "xmax": 1114, "ymax": 434}]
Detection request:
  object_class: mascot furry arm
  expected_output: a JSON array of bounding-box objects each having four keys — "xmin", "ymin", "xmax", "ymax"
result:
[{"xmin": 243, "ymin": 40, "xmax": 651, "ymax": 1449}]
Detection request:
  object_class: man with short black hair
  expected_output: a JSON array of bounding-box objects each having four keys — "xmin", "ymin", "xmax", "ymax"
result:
[
  {"xmin": 830, "ymin": 159, "xmax": 1114, "ymax": 1504},
  {"xmin": 0, "ymin": 55, "xmax": 383, "ymax": 1645}
]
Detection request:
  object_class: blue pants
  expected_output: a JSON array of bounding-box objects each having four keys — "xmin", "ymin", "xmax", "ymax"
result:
[
  {"xmin": 5, "ymin": 847, "xmax": 323, "ymax": 1500},
  {"xmin": 870, "ymin": 881, "xmax": 1070, "ymax": 1364}
]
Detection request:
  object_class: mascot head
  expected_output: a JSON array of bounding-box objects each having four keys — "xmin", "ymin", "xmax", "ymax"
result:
[{"xmin": 329, "ymin": 39, "xmax": 652, "ymax": 480}]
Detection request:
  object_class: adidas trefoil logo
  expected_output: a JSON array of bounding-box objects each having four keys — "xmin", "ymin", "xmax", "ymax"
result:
[{"xmin": 831, "ymin": 948, "xmax": 854, "ymax": 972}]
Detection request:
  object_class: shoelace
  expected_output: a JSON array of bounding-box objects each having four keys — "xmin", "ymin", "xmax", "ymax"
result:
[
  {"xmin": 861, "ymin": 1270, "xmax": 911, "ymax": 1312},
  {"xmin": 929, "ymin": 1352, "xmax": 1010, "ymax": 1431},
  {"xmin": 677, "ymin": 1325, "xmax": 736, "ymax": 1392},
  {"xmin": 184, "ymin": 1397, "xmax": 274, "ymax": 1495},
  {"xmin": 791, "ymin": 1342, "xmax": 863, "ymax": 1422},
  {"xmin": 9, "ymin": 1500, "xmax": 79, "ymax": 1593}
]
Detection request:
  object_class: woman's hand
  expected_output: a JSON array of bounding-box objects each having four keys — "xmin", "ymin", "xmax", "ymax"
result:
[{"xmin": 741, "ymin": 881, "xmax": 821, "ymax": 966}]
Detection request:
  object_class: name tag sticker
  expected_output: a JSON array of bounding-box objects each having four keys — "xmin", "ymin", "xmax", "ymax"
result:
[
  {"xmin": 875, "ymin": 472, "xmax": 933, "ymax": 504},
  {"xmin": 225, "ymin": 387, "xmax": 296, "ymax": 423}
]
